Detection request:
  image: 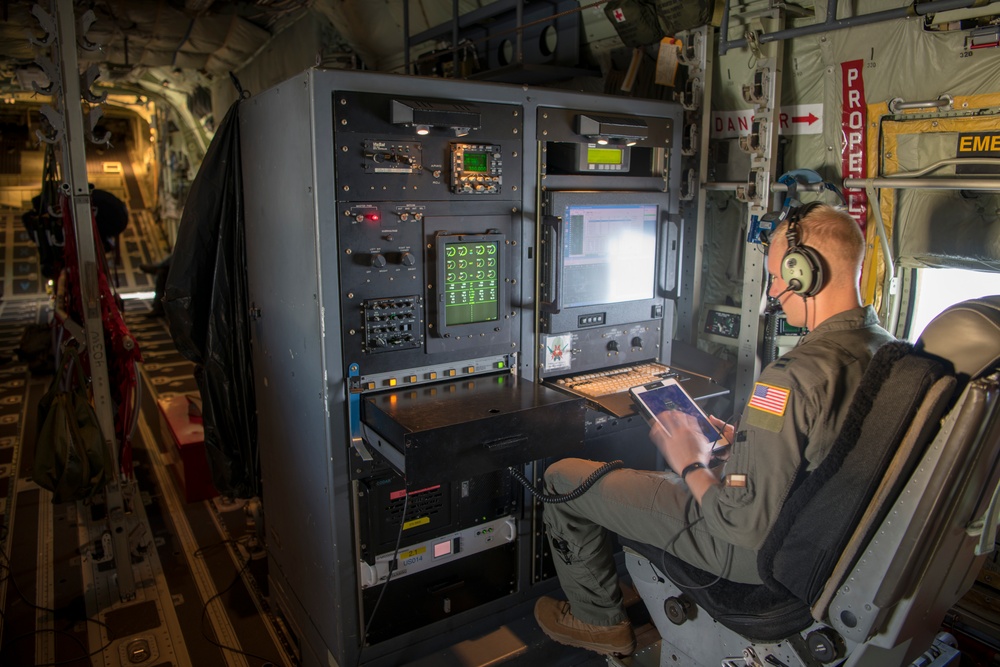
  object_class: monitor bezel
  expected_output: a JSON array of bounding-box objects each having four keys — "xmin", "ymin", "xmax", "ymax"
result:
[{"xmin": 541, "ymin": 190, "xmax": 671, "ymax": 334}]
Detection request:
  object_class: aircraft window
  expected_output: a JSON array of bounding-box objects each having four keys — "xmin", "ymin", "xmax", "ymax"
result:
[{"xmin": 907, "ymin": 268, "xmax": 1000, "ymax": 341}]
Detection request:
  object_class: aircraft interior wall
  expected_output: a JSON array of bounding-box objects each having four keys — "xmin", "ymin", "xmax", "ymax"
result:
[{"xmin": 704, "ymin": 7, "xmax": 1000, "ymax": 333}]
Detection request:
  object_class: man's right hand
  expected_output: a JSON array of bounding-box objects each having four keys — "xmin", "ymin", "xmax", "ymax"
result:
[{"xmin": 649, "ymin": 411, "xmax": 721, "ymax": 504}]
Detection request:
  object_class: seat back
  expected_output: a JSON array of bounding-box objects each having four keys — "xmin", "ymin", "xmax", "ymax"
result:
[
  {"xmin": 914, "ymin": 296, "xmax": 1000, "ymax": 387},
  {"xmin": 758, "ymin": 343, "xmax": 947, "ymax": 605}
]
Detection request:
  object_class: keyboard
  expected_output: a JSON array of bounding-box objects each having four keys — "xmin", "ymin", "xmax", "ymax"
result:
[{"xmin": 554, "ymin": 362, "xmax": 676, "ymax": 399}]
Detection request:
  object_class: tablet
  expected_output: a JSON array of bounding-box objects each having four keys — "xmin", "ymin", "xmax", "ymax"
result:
[{"xmin": 629, "ymin": 378, "xmax": 724, "ymax": 447}]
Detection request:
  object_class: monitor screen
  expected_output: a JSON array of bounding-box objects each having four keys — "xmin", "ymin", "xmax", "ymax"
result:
[
  {"xmin": 463, "ymin": 152, "xmax": 489, "ymax": 172},
  {"xmin": 561, "ymin": 203, "xmax": 658, "ymax": 308},
  {"xmin": 587, "ymin": 147, "xmax": 623, "ymax": 165},
  {"xmin": 443, "ymin": 240, "xmax": 500, "ymax": 325}
]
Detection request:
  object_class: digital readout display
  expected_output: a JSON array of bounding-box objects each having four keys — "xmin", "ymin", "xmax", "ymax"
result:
[
  {"xmin": 444, "ymin": 241, "xmax": 499, "ymax": 325},
  {"xmin": 704, "ymin": 310, "xmax": 741, "ymax": 339},
  {"xmin": 587, "ymin": 147, "xmax": 623, "ymax": 165},
  {"xmin": 463, "ymin": 152, "xmax": 489, "ymax": 172}
]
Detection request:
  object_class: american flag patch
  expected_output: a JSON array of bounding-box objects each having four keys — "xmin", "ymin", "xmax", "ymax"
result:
[{"xmin": 748, "ymin": 382, "xmax": 790, "ymax": 416}]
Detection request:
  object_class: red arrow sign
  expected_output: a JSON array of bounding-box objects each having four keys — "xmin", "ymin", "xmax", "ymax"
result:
[{"xmin": 792, "ymin": 113, "xmax": 819, "ymax": 125}]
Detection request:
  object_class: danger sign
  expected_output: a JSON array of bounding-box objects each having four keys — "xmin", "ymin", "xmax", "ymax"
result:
[{"xmin": 711, "ymin": 104, "xmax": 823, "ymax": 139}]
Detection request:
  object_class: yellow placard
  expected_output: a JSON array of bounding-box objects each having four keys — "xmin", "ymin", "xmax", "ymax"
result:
[{"xmin": 403, "ymin": 516, "xmax": 430, "ymax": 530}]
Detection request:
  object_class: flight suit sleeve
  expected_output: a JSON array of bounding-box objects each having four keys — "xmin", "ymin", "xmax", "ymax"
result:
[{"xmin": 697, "ymin": 362, "xmax": 818, "ymax": 550}]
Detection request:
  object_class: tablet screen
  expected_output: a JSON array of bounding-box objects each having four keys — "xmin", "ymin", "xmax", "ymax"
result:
[{"xmin": 631, "ymin": 380, "xmax": 722, "ymax": 445}]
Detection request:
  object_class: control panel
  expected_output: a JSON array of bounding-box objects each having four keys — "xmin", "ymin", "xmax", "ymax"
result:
[
  {"xmin": 360, "ymin": 516, "xmax": 516, "ymax": 588},
  {"xmin": 333, "ymin": 91, "xmax": 522, "ymax": 202},
  {"xmin": 362, "ymin": 296, "xmax": 423, "ymax": 353},
  {"xmin": 334, "ymin": 91, "xmax": 524, "ymax": 381},
  {"xmin": 451, "ymin": 143, "xmax": 503, "ymax": 194},
  {"xmin": 363, "ymin": 140, "xmax": 423, "ymax": 174}
]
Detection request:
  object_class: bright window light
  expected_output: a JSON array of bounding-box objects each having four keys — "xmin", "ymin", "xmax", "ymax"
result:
[{"xmin": 908, "ymin": 268, "xmax": 1000, "ymax": 341}]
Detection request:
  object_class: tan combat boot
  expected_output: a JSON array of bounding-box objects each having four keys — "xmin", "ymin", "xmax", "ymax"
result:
[{"xmin": 533, "ymin": 596, "xmax": 636, "ymax": 657}]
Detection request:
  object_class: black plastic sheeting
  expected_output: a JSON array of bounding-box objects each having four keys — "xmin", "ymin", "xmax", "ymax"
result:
[{"xmin": 163, "ymin": 100, "xmax": 259, "ymax": 499}]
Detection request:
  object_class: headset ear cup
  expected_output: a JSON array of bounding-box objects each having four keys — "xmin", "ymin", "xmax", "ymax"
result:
[{"xmin": 781, "ymin": 245, "xmax": 824, "ymax": 296}]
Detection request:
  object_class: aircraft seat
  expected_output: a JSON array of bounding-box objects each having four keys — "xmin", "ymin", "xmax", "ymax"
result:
[{"xmin": 620, "ymin": 296, "xmax": 1000, "ymax": 667}]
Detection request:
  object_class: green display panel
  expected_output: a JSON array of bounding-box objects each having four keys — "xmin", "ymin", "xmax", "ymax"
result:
[
  {"xmin": 587, "ymin": 147, "xmax": 623, "ymax": 165},
  {"xmin": 463, "ymin": 152, "xmax": 489, "ymax": 172},
  {"xmin": 443, "ymin": 240, "xmax": 500, "ymax": 325}
]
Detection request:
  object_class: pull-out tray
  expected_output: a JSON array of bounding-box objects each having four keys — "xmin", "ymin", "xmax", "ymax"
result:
[{"xmin": 362, "ymin": 374, "xmax": 585, "ymax": 487}]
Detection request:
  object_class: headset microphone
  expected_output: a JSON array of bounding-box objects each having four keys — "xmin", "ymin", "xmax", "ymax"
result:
[
  {"xmin": 765, "ymin": 281, "xmax": 803, "ymax": 315},
  {"xmin": 772, "ymin": 281, "xmax": 799, "ymax": 301}
]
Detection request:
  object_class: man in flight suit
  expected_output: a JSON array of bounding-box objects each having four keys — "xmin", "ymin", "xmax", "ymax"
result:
[{"xmin": 534, "ymin": 204, "xmax": 895, "ymax": 657}]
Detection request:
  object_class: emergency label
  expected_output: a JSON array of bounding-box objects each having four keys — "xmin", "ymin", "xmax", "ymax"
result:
[{"xmin": 957, "ymin": 132, "xmax": 1000, "ymax": 174}]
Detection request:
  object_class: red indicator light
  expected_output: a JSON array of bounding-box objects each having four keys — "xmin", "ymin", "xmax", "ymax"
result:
[{"xmin": 369, "ymin": 213, "xmax": 380, "ymax": 222}]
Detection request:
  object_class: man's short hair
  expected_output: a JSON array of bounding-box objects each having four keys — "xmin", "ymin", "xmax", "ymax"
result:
[{"xmin": 775, "ymin": 204, "xmax": 865, "ymax": 272}]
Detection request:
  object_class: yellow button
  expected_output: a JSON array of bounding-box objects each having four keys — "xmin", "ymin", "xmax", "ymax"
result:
[
  {"xmin": 445, "ymin": 369, "xmax": 456, "ymax": 377},
  {"xmin": 363, "ymin": 381, "xmax": 375, "ymax": 390},
  {"xmin": 465, "ymin": 366, "xmax": 475, "ymax": 374},
  {"xmin": 427, "ymin": 372, "xmax": 437, "ymax": 380},
  {"xmin": 385, "ymin": 378, "xmax": 397, "ymax": 387},
  {"xmin": 405, "ymin": 375, "xmax": 417, "ymax": 383}
]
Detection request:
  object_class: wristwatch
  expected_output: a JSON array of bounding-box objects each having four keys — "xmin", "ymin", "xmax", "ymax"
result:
[{"xmin": 681, "ymin": 461, "xmax": 707, "ymax": 480}]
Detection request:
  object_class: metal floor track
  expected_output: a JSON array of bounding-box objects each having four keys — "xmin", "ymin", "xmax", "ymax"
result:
[
  {"xmin": 0, "ymin": 298, "xmax": 297, "ymax": 667},
  {"xmin": 0, "ymin": 144, "xmax": 294, "ymax": 667}
]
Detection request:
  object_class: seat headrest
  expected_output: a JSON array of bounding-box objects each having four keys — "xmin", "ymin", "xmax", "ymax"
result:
[{"xmin": 915, "ymin": 295, "xmax": 1000, "ymax": 383}]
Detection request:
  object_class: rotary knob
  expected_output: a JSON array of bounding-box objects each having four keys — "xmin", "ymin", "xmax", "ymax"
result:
[
  {"xmin": 631, "ymin": 337, "xmax": 643, "ymax": 348},
  {"xmin": 400, "ymin": 252, "xmax": 416, "ymax": 266},
  {"xmin": 607, "ymin": 340, "xmax": 619, "ymax": 352},
  {"xmin": 370, "ymin": 253, "xmax": 387, "ymax": 268}
]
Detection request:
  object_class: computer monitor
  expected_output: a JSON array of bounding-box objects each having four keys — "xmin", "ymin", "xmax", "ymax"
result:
[{"xmin": 541, "ymin": 191, "xmax": 674, "ymax": 333}]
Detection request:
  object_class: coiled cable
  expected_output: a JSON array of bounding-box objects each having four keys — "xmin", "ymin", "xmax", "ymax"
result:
[{"xmin": 508, "ymin": 460, "xmax": 624, "ymax": 504}]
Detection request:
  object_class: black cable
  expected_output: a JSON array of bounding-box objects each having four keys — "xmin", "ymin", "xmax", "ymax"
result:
[
  {"xmin": 657, "ymin": 501, "xmax": 733, "ymax": 592},
  {"xmin": 357, "ymin": 490, "xmax": 409, "ymax": 667},
  {"xmin": 508, "ymin": 460, "xmax": 624, "ymax": 504},
  {"xmin": 0, "ymin": 545, "xmax": 114, "ymax": 666},
  {"xmin": 196, "ymin": 538, "xmax": 281, "ymax": 667}
]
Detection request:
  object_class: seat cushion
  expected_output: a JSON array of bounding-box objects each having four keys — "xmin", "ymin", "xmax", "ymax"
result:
[{"xmin": 621, "ymin": 537, "xmax": 812, "ymax": 642}]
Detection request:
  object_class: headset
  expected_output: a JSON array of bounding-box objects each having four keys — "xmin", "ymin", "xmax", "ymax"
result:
[{"xmin": 780, "ymin": 201, "xmax": 825, "ymax": 297}]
